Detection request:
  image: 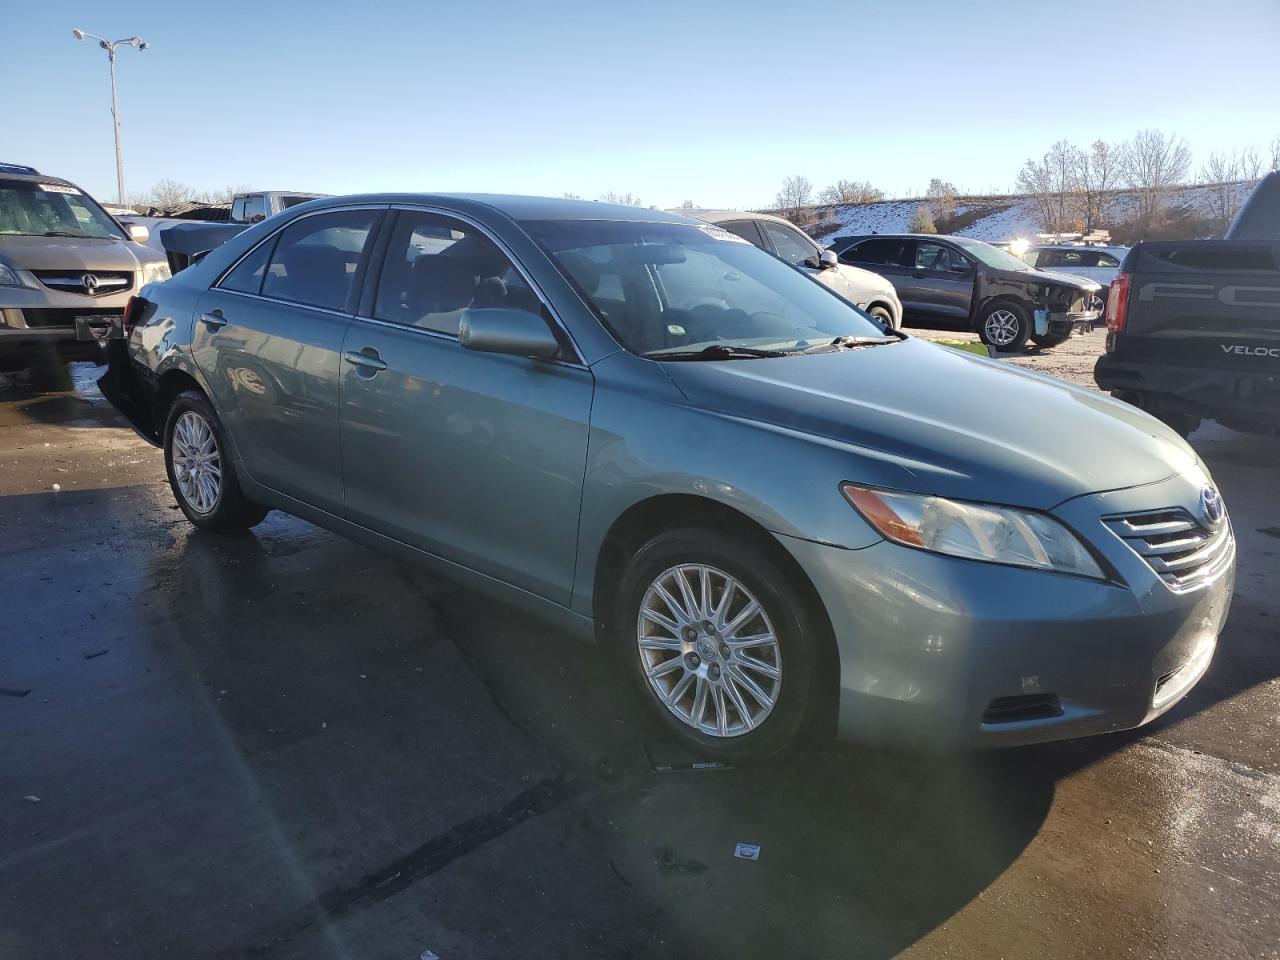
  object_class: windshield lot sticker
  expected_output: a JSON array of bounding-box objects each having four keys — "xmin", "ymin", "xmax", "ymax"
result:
[
  {"xmin": 37, "ymin": 183, "xmax": 82, "ymax": 195},
  {"xmin": 698, "ymin": 225, "xmax": 751, "ymax": 244}
]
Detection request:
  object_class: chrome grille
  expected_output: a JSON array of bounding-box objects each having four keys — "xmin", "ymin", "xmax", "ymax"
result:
[
  {"xmin": 31, "ymin": 270, "xmax": 133, "ymax": 298},
  {"xmin": 1103, "ymin": 508, "xmax": 1233, "ymax": 591}
]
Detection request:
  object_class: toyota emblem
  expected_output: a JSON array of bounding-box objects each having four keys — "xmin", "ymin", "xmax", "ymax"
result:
[
  {"xmin": 80, "ymin": 273, "xmax": 100, "ymax": 293},
  {"xmin": 1200, "ymin": 485, "xmax": 1224, "ymax": 526}
]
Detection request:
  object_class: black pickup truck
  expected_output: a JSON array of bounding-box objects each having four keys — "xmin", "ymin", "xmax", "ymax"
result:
[{"xmin": 1095, "ymin": 172, "xmax": 1280, "ymax": 436}]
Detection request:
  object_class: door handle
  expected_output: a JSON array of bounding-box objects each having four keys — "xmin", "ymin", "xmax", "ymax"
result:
[
  {"xmin": 200, "ymin": 310, "xmax": 227, "ymax": 330},
  {"xmin": 343, "ymin": 349, "xmax": 388, "ymax": 373}
]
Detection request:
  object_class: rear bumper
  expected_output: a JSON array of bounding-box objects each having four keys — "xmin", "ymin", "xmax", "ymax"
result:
[
  {"xmin": 777, "ymin": 473, "xmax": 1235, "ymax": 750},
  {"xmin": 1095, "ymin": 354, "xmax": 1280, "ymax": 433}
]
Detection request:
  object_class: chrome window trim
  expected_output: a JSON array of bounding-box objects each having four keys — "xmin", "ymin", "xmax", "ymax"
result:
[
  {"xmin": 373, "ymin": 202, "xmax": 585, "ymax": 366},
  {"xmin": 212, "ymin": 287, "xmax": 359, "ymax": 320}
]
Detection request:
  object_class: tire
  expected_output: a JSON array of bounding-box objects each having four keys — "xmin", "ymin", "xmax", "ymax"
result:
[
  {"xmin": 978, "ymin": 302, "xmax": 1030, "ymax": 352},
  {"xmin": 611, "ymin": 528, "xmax": 826, "ymax": 761},
  {"xmin": 1030, "ymin": 332, "xmax": 1070, "ymax": 348},
  {"xmin": 868, "ymin": 304, "xmax": 896, "ymax": 331},
  {"xmin": 163, "ymin": 390, "xmax": 268, "ymax": 532}
]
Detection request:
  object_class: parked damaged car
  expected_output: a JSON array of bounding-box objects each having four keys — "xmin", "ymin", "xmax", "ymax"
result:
[
  {"xmin": 829, "ymin": 233, "xmax": 1102, "ymax": 350},
  {"xmin": 102, "ymin": 195, "xmax": 1233, "ymax": 760}
]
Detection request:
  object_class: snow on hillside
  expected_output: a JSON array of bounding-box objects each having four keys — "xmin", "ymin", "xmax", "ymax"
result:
[{"xmin": 804, "ymin": 180, "xmax": 1258, "ymax": 244}]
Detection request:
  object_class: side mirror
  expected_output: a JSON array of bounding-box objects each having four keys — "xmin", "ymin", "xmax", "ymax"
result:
[
  {"xmin": 951, "ymin": 261, "xmax": 973, "ymax": 275},
  {"xmin": 459, "ymin": 307, "xmax": 561, "ymax": 361},
  {"xmin": 817, "ymin": 249, "xmax": 839, "ymax": 270},
  {"xmin": 119, "ymin": 220, "xmax": 150, "ymax": 244}
]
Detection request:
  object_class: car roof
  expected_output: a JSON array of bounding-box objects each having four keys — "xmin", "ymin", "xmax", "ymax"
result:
[
  {"xmin": 299, "ymin": 193, "xmax": 692, "ymax": 224},
  {"xmin": 0, "ymin": 171, "xmax": 81, "ymax": 189},
  {"xmin": 1029, "ymin": 243, "xmax": 1128, "ymax": 253},
  {"xmin": 670, "ymin": 209, "xmax": 795, "ymax": 228}
]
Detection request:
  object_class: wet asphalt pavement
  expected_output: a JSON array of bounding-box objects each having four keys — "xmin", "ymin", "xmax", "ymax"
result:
[{"xmin": 1, "ymin": 360, "xmax": 1278, "ymax": 959}]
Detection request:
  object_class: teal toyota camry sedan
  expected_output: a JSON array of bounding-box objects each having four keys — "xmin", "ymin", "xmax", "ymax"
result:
[{"xmin": 100, "ymin": 195, "xmax": 1234, "ymax": 760}]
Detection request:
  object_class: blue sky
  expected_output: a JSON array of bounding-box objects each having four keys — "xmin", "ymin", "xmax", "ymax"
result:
[{"xmin": 3, "ymin": 0, "xmax": 1277, "ymax": 209}]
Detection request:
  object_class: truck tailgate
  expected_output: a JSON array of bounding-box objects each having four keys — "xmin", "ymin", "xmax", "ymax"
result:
[{"xmin": 1114, "ymin": 242, "xmax": 1280, "ymax": 372}]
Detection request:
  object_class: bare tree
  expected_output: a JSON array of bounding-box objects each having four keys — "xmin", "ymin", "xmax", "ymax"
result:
[
  {"xmin": 1120, "ymin": 129, "xmax": 1192, "ymax": 222},
  {"xmin": 562, "ymin": 192, "xmax": 583, "ymax": 199},
  {"xmin": 1271, "ymin": 135, "xmax": 1280, "ymax": 172},
  {"xmin": 818, "ymin": 179, "xmax": 883, "ymax": 205},
  {"xmin": 925, "ymin": 178, "xmax": 958, "ymax": 225},
  {"xmin": 1240, "ymin": 146, "xmax": 1263, "ymax": 181},
  {"xmin": 1044, "ymin": 140, "xmax": 1083, "ymax": 232},
  {"xmin": 1015, "ymin": 156, "xmax": 1058, "ymax": 232},
  {"xmin": 1201, "ymin": 151, "xmax": 1242, "ymax": 229},
  {"xmin": 775, "ymin": 175, "xmax": 813, "ymax": 222},
  {"xmin": 599, "ymin": 191, "xmax": 643, "ymax": 206},
  {"xmin": 147, "ymin": 179, "xmax": 195, "ymax": 210},
  {"xmin": 678, "ymin": 199, "xmax": 696, "ymax": 209},
  {"xmin": 908, "ymin": 204, "xmax": 936, "ymax": 234},
  {"xmin": 1075, "ymin": 139, "xmax": 1119, "ymax": 230}
]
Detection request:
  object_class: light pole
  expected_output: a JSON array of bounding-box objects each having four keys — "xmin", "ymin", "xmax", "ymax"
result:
[{"xmin": 72, "ymin": 29, "xmax": 149, "ymax": 206}]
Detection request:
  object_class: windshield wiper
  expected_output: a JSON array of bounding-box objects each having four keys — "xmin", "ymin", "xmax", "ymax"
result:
[
  {"xmin": 798, "ymin": 335, "xmax": 899, "ymax": 354},
  {"xmin": 41, "ymin": 230, "xmax": 98, "ymax": 238},
  {"xmin": 647, "ymin": 343, "xmax": 790, "ymax": 361}
]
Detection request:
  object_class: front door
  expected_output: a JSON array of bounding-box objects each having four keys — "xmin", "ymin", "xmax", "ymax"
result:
[
  {"xmin": 191, "ymin": 207, "xmax": 382, "ymax": 513},
  {"xmin": 904, "ymin": 240, "xmax": 974, "ymax": 319},
  {"xmin": 339, "ymin": 209, "xmax": 593, "ymax": 606}
]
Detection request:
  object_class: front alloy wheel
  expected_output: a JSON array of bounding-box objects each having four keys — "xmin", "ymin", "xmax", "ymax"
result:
[
  {"xmin": 983, "ymin": 309, "xmax": 1021, "ymax": 347},
  {"xmin": 636, "ymin": 563, "xmax": 782, "ymax": 737}
]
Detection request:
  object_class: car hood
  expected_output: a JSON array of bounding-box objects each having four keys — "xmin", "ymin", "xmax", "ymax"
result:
[
  {"xmin": 0, "ymin": 234, "xmax": 160, "ymax": 271},
  {"xmin": 662, "ymin": 338, "xmax": 1199, "ymax": 509},
  {"xmin": 1017, "ymin": 266, "xmax": 1101, "ymax": 293}
]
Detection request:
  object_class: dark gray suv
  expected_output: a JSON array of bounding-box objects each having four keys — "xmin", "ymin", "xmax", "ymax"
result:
[{"xmin": 829, "ymin": 233, "xmax": 1101, "ymax": 351}]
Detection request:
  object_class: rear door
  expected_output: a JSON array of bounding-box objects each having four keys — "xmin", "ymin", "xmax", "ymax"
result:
[
  {"xmin": 338, "ymin": 208, "xmax": 594, "ymax": 605},
  {"xmin": 755, "ymin": 219, "xmax": 858, "ymax": 298},
  {"xmin": 192, "ymin": 206, "xmax": 383, "ymax": 513},
  {"xmin": 839, "ymin": 237, "xmax": 913, "ymax": 305}
]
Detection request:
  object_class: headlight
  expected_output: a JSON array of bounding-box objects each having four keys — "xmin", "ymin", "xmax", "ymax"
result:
[
  {"xmin": 841, "ymin": 483, "xmax": 1104, "ymax": 579},
  {"xmin": 0, "ymin": 263, "xmax": 21, "ymax": 286},
  {"xmin": 141, "ymin": 261, "xmax": 171, "ymax": 285}
]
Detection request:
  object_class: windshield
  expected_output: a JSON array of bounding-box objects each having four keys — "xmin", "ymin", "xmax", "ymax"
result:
[
  {"xmin": 0, "ymin": 179, "xmax": 124, "ymax": 239},
  {"xmin": 523, "ymin": 219, "xmax": 887, "ymax": 356},
  {"xmin": 951, "ymin": 236, "xmax": 1032, "ymax": 272}
]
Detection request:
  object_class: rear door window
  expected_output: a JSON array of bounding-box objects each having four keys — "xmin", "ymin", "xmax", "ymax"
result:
[
  {"xmin": 219, "ymin": 238, "xmax": 275, "ymax": 295},
  {"xmin": 261, "ymin": 209, "xmax": 379, "ymax": 312},
  {"xmin": 844, "ymin": 238, "xmax": 910, "ymax": 267},
  {"xmin": 720, "ymin": 220, "xmax": 765, "ymax": 246}
]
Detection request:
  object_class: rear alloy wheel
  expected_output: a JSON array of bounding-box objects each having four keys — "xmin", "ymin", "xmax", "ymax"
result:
[
  {"xmin": 614, "ymin": 529, "xmax": 824, "ymax": 760},
  {"xmin": 978, "ymin": 302, "xmax": 1030, "ymax": 351},
  {"xmin": 164, "ymin": 390, "xmax": 269, "ymax": 532}
]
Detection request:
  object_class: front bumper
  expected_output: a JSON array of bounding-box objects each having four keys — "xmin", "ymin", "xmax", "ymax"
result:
[
  {"xmin": 779, "ymin": 471, "xmax": 1234, "ymax": 750},
  {"xmin": 1, "ymin": 285, "xmax": 134, "ymax": 364}
]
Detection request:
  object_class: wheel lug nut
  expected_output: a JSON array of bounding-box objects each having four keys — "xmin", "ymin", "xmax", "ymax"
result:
[
  {"xmin": 720, "ymin": 644, "xmax": 730, "ymax": 659},
  {"xmin": 683, "ymin": 627, "xmax": 697, "ymax": 642},
  {"xmin": 709, "ymin": 663, "xmax": 721, "ymax": 680},
  {"xmin": 685, "ymin": 653, "xmax": 700, "ymax": 669}
]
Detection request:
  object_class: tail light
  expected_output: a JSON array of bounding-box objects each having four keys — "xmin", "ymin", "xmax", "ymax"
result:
[
  {"xmin": 122, "ymin": 295, "xmax": 143, "ymax": 333},
  {"xmin": 1105, "ymin": 273, "xmax": 1131, "ymax": 334}
]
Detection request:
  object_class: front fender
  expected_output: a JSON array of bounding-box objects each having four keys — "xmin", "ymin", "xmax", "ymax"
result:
[{"xmin": 570, "ymin": 353, "xmax": 900, "ymax": 616}]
